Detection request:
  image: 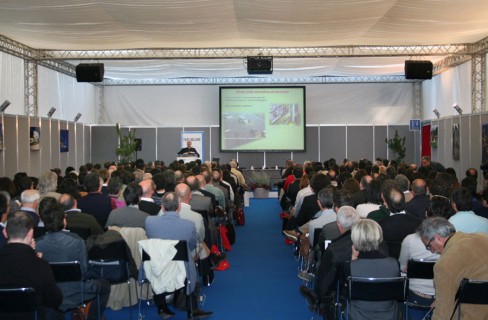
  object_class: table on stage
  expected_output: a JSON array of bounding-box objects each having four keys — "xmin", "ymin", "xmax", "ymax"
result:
[{"xmin": 176, "ymin": 156, "xmax": 199, "ymax": 163}]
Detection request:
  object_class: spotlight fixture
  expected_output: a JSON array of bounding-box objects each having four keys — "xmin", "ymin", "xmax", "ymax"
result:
[
  {"xmin": 74, "ymin": 113, "xmax": 82, "ymax": 123},
  {"xmin": 453, "ymin": 104, "xmax": 463, "ymax": 115},
  {"xmin": 0, "ymin": 100, "xmax": 11, "ymax": 113},
  {"xmin": 433, "ymin": 108, "xmax": 440, "ymax": 119},
  {"xmin": 47, "ymin": 107, "xmax": 56, "ymax": 118}
]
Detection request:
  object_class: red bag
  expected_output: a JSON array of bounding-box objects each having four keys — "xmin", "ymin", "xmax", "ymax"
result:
[
  {"xmin": 234, "ymin": 206, "xmax": 245, "ymax": 225},
  {"xmin": 219, "ymin": 225, "xmax": 232, "ymax": 251}
]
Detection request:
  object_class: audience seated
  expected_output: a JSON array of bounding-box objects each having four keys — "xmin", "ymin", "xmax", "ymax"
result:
[
  {"xmin": 106, "ymin": 183, "xmax": 149, "ymax": 229},
  {"xmin": 344, "ymin": 219, "xmax": 402, "ymax": 319},
  {"xmin": 448, "ymin": 187, "xmax": 488, "ymax": 234},
  {"xmin": 0, "ymin": 212, "xmax": 63, "ymax": 320},
  {"xmin": 60, "ymin": 193, "xmax": 104, "ymax": 236},
  {"xmin": 77, "ymin": 173, "xmax": 114, "ymax": 228},
  {"xmin": 36, "ymin": 202, "xmax": 111, "ymax": 320},
  {"xmin": 138, "ymin": 178, "xmax": 161, "ymax": 215}
]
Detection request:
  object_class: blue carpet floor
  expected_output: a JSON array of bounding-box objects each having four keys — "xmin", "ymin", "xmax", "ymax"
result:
[{"xmin": 105, "ymin": 198, "xmax": 312, "ymax": 320}]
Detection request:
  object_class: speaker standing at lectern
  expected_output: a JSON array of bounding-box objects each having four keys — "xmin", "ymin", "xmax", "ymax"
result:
[{"xmin": 177, "ymin": 141, "xmax": 200, "ymax": 157}]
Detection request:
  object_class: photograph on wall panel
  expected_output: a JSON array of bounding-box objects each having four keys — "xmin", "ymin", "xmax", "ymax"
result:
[
  {"xmin": 482, "ymin": 123, "xmax": 488, "ymax": 164},
  {"xmin": 60, "ymin": 129, "xmax": 69, "ymax": 152},
  {"xmin": 452, "ymin": 124, "xmax": 460, "ymax": 161},
  {"xmin": 430, "ymin": 125, "xmax": 438, "ymax": 148},
  {"xmin": 30, "ymin": 127, "xmax": 40, "ymax": 151}
]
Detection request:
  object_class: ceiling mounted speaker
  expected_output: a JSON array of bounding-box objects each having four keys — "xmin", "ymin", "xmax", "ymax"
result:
[
  {"xmin": 247, "ymin": 56, "xmax": 273, "ymax": 74},
  {"xmin": 75, "ymin": 63, "xmax": 105, "ymax": 82},
  {"xmin": 404, "ymin": 61, "xmax": 433, "ymax": 80}
]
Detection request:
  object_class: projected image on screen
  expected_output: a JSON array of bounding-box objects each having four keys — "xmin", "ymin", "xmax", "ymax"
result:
[{"xmin": 220, "ymin": 87, "xmax": 306, "ymax": 152}]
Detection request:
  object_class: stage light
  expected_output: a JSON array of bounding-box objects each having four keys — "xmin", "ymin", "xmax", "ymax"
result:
[
  {"xmin": 453, "ymin": 104, "xmax": 463, "ymax": 115},
  {"xmin": 74, "ymin": 113, "xmax": 82, "ymax": 122},
  {"xmin": 0, "ymin": 100, "xmax": 10, "ymax": 113},
  {"xmin": 47, "ymin": 107, "xmax": 56, "ymax": 118},
  {"xmin": 433, "ymin": 108, "xmax": 440, "ymax": 119}
]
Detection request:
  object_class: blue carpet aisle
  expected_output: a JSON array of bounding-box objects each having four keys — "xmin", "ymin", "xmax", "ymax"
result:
[{"xmin": 105, "ymin": 198, "xmax": 312, "ymax": 319}]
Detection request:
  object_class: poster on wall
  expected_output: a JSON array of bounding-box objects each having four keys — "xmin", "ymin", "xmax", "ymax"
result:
[
  {"xmin": 180, "ymin": 131, "xmax": 204, "ymax": 161},
  {"xmin": 482, "ymin": 123, "xmax": 488, "ymax": 164},
  {"xmin": 60, "ymin": 129, "xmax": 69, "ymax": 152},
  {"xmin": 452, "ymin": 124, "xmax": 460, "ymax": 161},
  {"xmin": 0, "ymin": 123, "xmax": 3, "ymax": 150},
  {"xmin": 430, "ymin": 125, "xmax": 438, "ymax": 148},
  {"xmin": 30, "ymin": 127, "xmax": 40, "ymax": 150}
]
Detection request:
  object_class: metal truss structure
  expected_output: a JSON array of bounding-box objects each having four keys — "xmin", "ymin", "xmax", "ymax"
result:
[{"xmin": 1, "ymin": 34, "xmax": 488, "ymax": 116}]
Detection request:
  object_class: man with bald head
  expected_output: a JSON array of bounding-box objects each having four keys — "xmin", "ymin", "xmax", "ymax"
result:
[
  {"xmin": 378, "ymin": 183, "xmax": 422, "ymax": 258},
  {"xmin": 138, "ymin": 178, "xmax": 161, "ymax": 215},
  {"xmin": 60, "ymin": 193, "xmax": 104, "ymax": 235},
  {"xmin": 186, "ymin": 175, "xmax": 213, "ymax": 220},
  {"xmin": 405, "ymin": 179, "xmax": 430, "ymax": 219},
  {"xmin": 174, "ymin": 183, "xmax": 205, "ymax": 246}
]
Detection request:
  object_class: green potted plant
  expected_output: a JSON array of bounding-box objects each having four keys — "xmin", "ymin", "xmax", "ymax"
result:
[
  {"xmin": 115, "ymin": 123, "xmax": 137, "ymax": 164},
  {"xmin": 385, "ymin": 130, "xmax": 406, "ymax": 163},
  {"xmin": 249, "ymin": 171, "xmax": 270, "ymax": 198}
]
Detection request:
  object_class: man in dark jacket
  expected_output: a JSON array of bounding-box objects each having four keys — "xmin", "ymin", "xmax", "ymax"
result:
[
  {"xmin": 0, "ymin": 212, "xmax": 62, "ymax": 320},
  {"xmin": 300, "ymin": 206, "xmax": 360, "ymax": 313}
]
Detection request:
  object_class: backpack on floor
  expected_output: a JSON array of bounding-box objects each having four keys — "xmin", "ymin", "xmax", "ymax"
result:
[{"xmin": 233, "ymin": 206, "xmax": 245, "ymax": 225}]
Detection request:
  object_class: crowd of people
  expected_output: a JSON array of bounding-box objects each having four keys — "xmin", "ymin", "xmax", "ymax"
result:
[
  {"xmin": 0, "ymin": 158, "xmax": 247, "ymax": 319},
  {"xmin": 278, "ymin": 156, "xmax": 488, "ymax": 320}
]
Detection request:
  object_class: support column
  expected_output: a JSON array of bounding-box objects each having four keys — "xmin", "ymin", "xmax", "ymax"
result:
[
  {"xmin": 413, "ymin": 82, "xmax": 422, "ymax": 118},
  {"xmin": 471, "ymin": 54, "xmax": 486, "ymax": 113},
  {"xmin": 24, "ymin": 60, "xmax": 38, "ymax": 116}
]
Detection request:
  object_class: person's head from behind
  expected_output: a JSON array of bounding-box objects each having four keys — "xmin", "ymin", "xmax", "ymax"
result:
[
  {"xmin": 426, "ymin": 196, "xmax": 452, "ymax": 219},
  {"xmin": 38, "ymin": 197, "xmax": 59, "ymax": 218},
  {"xmin": 21, "ymin": 189, "xmax": 40, "ymax": 209},
  {"xmin": 0, "ymin": 192, "xmax": 9, "ymax": 223},
  {"xmin": 382, "ymin": 181, "xmax": 405, "ymax": 213},
  {"xmin": 108, "ymin": 177, "xmax": 123, "ymax": 197},
  {"xmin": 161, "ymin": 192, "xmax": 180, "ymax": 213},
  {"xmin": 351, "ymin": 219, "xmax": 383, "ymax": 252},
  {"xmin": 39, "ymin": 203, "xmax": 66, "ymax": 232},
  {"xmin": 123, "ymin": 183, "xmax": 143, "ymax": 206},
  {"xmin": 336, "ymin": 206, "xmax": 360, "ymax": 233},
  {"xmin": 450, "ymin": 187, "xmax": 472, "ymax": 212},
  {"xmin": 84, "ymin": 173, "xmax": 101, "ymax": 193},
  {"xmin": 310, "ymin": 173, "xmax": 331, "ymax": 193},
  {"xmin": 317, "ymin": 186, "xmax": 335, "ymax": 210},
  {"xmin": 4, "ymin": 211, "xmax": 34, "ymax": 243}
]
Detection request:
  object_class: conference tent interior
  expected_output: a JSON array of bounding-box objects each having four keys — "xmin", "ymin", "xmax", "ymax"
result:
[{"xmin": 0, "ymin": 0, "xmax": 488, "ymax": 180}]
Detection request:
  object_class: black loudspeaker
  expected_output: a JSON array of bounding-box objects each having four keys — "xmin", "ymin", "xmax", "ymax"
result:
[
  {"xmin": 75, "ymin": 63, "xmax": 105, "ymax": 82},
  {"xmin": 405, "ymin": 61, "xmax": 433, "ymax": 80},
  {"xmin": 247, "ymin": 56, "xmax": 273, "ymax": 74},
  {"xmin": 134, "ymin": 138, "xmax": 142, "ymax": 151}
]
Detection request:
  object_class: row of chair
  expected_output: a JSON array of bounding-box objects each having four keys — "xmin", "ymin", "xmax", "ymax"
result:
[{"xmin": 0, "ymin": 240, "xmax": 193, "ymax": 320}]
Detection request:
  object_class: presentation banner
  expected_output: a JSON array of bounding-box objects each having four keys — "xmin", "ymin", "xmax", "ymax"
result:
[{"xmin": 181, "ymin": 131, "xmax": 204, "ymax": 161}]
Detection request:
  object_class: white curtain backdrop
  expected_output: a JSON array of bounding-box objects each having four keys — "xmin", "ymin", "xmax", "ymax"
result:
[
  {"xmin": 101, "ymin": 83, "xmax": 414, "ymax": 126},
  {"xmin": 0, "ymin": 52, "xmax": 24, "ymax": 115},
  {"xmin": 422, "ymin": 61, "xmax": 473, "ymax": 120},
  {"xmin": 38, "ymin": 66, "xmax": 98, "ymax": 124}
]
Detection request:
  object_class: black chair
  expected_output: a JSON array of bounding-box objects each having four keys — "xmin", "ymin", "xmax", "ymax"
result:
[
  {"xmin": 88, "ymin": 239, "xmax": 134, "ymax": 320},
  {"xmin": 50, "ymin": 261, "xmax": 100, "ymax": 320},
  {"xmin": 0, "ymin": 287, "xmax": 37, "ymax": 320},
  {"xmin": 451, "ymin": 278, "xmax": 488, "ymax": 320},
  {"xmin": 138, "ymin": 240, "xmax": 193, "ymax": 319},
  {"xmin": 345, "ymin": 276, "xmax": 409, "ymax": 320},
  {"xmin": 406, "ymin": 259, "xmax": 436, "ymax": 311}
]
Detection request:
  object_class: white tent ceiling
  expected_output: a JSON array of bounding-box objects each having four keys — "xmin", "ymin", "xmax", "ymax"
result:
[{"xmin": 1, "ymin": 0, "xmax": 488, "ymax": 81}]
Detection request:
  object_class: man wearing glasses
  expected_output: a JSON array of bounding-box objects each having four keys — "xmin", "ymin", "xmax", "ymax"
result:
[{"xmin": 418, "ymin": 217, "xmax": 488, "ymax": 319}]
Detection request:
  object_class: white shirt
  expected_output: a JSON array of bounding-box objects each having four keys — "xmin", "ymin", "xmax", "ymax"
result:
[
  {"xmin": 293, "ymin": 186, "xmax": 313, "ymax": 217},
  {"xmin": 308, "ymin": 209, "xmax": 337, "ymax": 245}
]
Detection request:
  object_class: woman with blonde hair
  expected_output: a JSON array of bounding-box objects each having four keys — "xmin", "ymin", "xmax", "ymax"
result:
[{"xmin": 345, "ymin": 219, "xmax": 402, "ymax": 320}]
